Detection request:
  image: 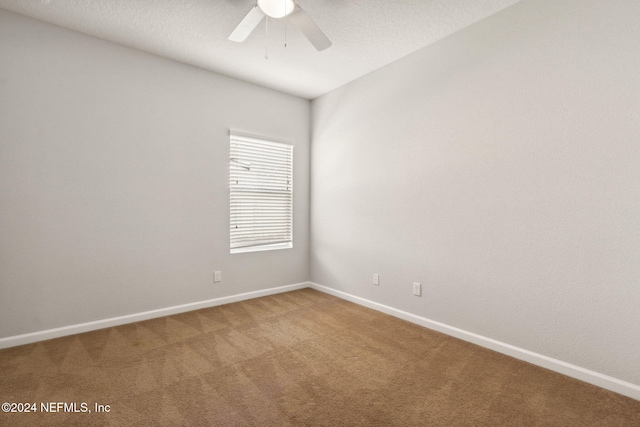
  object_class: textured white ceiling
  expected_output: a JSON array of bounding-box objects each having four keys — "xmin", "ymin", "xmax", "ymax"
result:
[{"xmin": 0, "ymin": 0, "xmax": 523, "ymax": 99}]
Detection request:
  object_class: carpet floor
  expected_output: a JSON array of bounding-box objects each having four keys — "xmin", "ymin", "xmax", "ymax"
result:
[{"xmin": 1, "ymin": 288, "xmax": 639, "ymax": 426}]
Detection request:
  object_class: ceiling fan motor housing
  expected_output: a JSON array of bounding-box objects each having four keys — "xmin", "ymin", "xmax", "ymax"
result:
[{"xmin": 257, "ymin": 0, "xmax": 295, "ymax": 18}]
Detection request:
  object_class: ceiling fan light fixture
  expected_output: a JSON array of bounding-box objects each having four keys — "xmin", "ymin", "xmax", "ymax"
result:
[{"xmin": 257, "ymin": 0, "xmax": 295, "ymax": 19}]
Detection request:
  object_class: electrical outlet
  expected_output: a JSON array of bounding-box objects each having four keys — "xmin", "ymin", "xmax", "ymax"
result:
[
  {"xmin": 413, "ymin": 282, "xmax": 421, "ymax": 296},
  {"xmin": 214, "ymin": 271, "xmax": 222, "ymax": 283},
  {"xmin": 373, "ymin": 274, "xmax": 380, "ymax": 285}
]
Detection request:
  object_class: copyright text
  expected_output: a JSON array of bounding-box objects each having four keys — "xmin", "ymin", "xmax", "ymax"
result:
[{"xmin": 2, "ymin": 402, "xmax": 110, "ymax": 414}]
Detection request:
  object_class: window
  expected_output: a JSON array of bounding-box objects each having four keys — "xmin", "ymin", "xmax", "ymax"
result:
[{"xmin": 229, "ymin": 132, "xmax": 293, "ymax": 253}]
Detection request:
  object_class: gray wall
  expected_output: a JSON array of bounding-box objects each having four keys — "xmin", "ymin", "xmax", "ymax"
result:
[
  {"xmin": 0, "ymin": 10, "xmax": 310, "ymax": 338},
  {"xmin": 311, "ymin": 0, "xmax": 640, "ymax": 385}
]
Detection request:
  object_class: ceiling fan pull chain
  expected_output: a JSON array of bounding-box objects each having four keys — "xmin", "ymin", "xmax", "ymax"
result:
[
  {"xmin": 264, "ymin": 16, "xmax": 269, "ymax": 60},
  {"xmin": 284, "ymin": 0, "xmax": 288, "ymax": 47}
]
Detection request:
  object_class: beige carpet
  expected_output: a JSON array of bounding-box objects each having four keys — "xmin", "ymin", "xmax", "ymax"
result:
[{"xmin": 1, "ymin": 288, "xmax": 639, "ymax": 426}]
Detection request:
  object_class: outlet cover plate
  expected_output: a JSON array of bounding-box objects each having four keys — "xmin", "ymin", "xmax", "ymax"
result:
[{"xmin": 413, "ymin": 282, "xmax": 421, "ymax": 296}]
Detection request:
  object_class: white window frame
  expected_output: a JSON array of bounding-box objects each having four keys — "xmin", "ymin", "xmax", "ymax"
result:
[{"xmin": 229, "ymin": 132, "xmax": 293, "ymax": 254}]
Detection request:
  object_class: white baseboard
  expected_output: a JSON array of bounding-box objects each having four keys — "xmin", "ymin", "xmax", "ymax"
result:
[
  {"xmin": 309, "ymin": 282, "xmax": 640, "ymax": 401},
  {"xmin": 0, "ymin": 282, "xmax": 310, "ymax": 350}
]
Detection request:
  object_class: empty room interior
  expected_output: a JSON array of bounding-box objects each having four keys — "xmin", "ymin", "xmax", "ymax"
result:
[{"xmin": 1, "ymin": 0, "xmax": 639, "ymax": 425}]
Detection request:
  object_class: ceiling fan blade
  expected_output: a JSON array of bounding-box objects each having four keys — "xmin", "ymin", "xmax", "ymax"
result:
[
  {"xmin": 288, "ymin": 5, "xmax": 332, "ymax": 51},
  {"xmin": 228, "ymin": 6, "xmax": 265, "ymax": 42}
]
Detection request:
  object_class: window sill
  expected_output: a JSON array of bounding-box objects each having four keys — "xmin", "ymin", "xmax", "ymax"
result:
[{"xmin": 230, "ymin": 242, "xmax": 293, "ymax": 254}]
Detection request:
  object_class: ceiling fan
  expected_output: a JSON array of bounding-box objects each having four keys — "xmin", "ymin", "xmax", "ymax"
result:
[{"xmin": 228, "ymin": 0, "xmax": 332, "ymax": 51}]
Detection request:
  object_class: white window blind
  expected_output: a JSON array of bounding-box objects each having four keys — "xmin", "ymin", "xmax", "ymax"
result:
[{"xmin": 230, "ymin": 133, "xmax": 293, "ymax": 253}]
